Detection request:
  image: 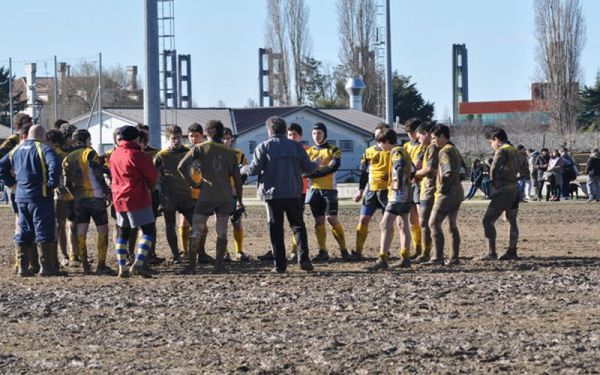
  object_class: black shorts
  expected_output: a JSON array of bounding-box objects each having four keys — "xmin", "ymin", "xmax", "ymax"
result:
[
  {"xmin": 360, "ymin": 189, "xmax": 388, "ymax": 216},
  {"xmin": 385, "ymin": 201, "xmax": 411, "ymax": 216},
  {"xmin": 412, "ymin": 183, "xmax": 420, "ymax": 204},
  {"xmin": 55, "ymin": 199, "xmax": 74, "ymax": 222},
  {"xmin": 195, "ymin": 200, "xmax": 233, "ymax": 217},
  {"xmin": 72, "ymin": 197, "xmax": 109, "ymax": 225},
  {"xmin": 307, "ymin": 189, "xmax": 339, "ymax": 217},
  {"xmin": 9, "ymin": 192, "xmax": 17, "ymax": 214}
]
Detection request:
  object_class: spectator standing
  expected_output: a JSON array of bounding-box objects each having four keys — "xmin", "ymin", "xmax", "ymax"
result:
[{"xmin": 585, "ymin": 149, "xmax": 600, "ymax": 202}]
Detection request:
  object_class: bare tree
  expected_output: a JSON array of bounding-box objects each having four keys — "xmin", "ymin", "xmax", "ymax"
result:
[
  {"xmin": 336, "ymin": 0, "xmax": 380, "ymax": 114},
  {"xmin": 534, "ymin": 0, "xmax": 586, "ymax": 145},
  {"xmin": 284, "ymin": 0, "xmax": 312, "ymax": 105},
  {"xmin": 265, "ymin": 0, "xmax": 291, "ymax": 105}
]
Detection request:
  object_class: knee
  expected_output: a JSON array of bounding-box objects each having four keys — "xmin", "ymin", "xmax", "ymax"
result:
[
  {"xmin": 359, "ymin": 216, "xmax": 370, "ymax": 226},
  {"xmin": 326, "ymin": 216, "xmax": 338, "ymax": 226}
]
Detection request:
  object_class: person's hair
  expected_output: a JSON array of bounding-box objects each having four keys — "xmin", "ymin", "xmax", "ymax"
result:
[
  {"xmin": 188, "ymin": 122, "xmax": 203, "ymax": 134},
  {"xmin": 72, "ymin": 129, "xmax": 91, "ymax": 145},
  {"xmin": 416, "ymin": 122, "xmax": 433, "ymax": 134},
  {"xmin": 44, "ymin": 129, "xmax": 64, "ymax": 146},
  {"xmin": 404, "ymin": 117, "xmax": 423, "ymax": 132},
  {"xmin": 375, "ymin": 122, "xmax": 390, "ymax": 132},
  {"xmin": 19, "ymin": 122, "xmax": 33, "ymax": 138},
  {"xmin": 288, "ymin": 122, "xmax": 303, "ymax": 136},
  {"xmin": 53, "ymin": 119, "xmax": 69, "ymax": 130},
  {"xmin": 137, "ymin": 124, "xmax": 150, "ymax": 132},
  {"xmin": 552, "ymin": 149, "xmax": 560, "ymax": 157},
  {"xmin": 113, "ymin": 127, "xmax": 122, "ymax": 144},
  {"xmin": 432, "ymin": 124, "xmax": 450, "ymax": 139},
  {"xmin": 484, "ymin": 126, "xmax": 508, "ymax": 142},
  {"xmin": 138, "ymin": 130, "xmax": 149, "ymax": 144},
  {"xmin": 13, "ymin": 113, "xmax": 32, "ymax": 132},
  {"xmin": 517, "ymin": 144, "xmax": 525, "ymax": 151},
  {"xmin": 561, "ymin": 147, "xmax": 569, "ymax": 153},
  {"xmin": 165, "ymin": 125, "xmax": 182, "ymax": 137},
  {"xmin": 528, "ymin": 148, "xmax": 534, "ymax": 153},
  {"xmin": 205, "ymin": 120, "xmax": 225, "ymax": 139},
  {"xmin": 473, "ymin": 159, "xmax": 481, "ymax": 165},
  {"xmin": 223, "ymin": 128, "xmax": 234, "ymax": 137},
  {"xmin": 592, "ymin": 148, "xmax": 599, "ymax": 153},
  {"xmin": 541, "ymin": 148, "xmax": 549, "ymax": 153},
  {"xmin": 266, "ymin": 116, "xmax": 287, "ymax": 135},
  {"xmin": 375, "ymin": 128, "xmax": 397, "ymax": 145}
]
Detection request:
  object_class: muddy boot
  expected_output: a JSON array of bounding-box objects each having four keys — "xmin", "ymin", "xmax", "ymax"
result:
[
  {"xmin": 446, "ymin": 249, "xmax": 460, "ymax": 266},
  {"xmin": 340, "ymin": 249, "xmax": 352, "ymax": 262},
  {"xmin": 258, "ymin": 249, "xmax": 274, "ymax": 261},
  {"xmin": 499, "ymin": 247, "xmax": 518, "ymax": 261},
  {"xmin": 394, "ymin": 257, "xmax": 411, "ymax": 268},
  {"xmin": 182, "ymin": 236, "xmax": 200, "ymax": 275},
  {"xmin": 117, "ymin": 266, "xmax": 130, "ymax": 278},
  {"xmin": 196, "ymin": 235, "xmax": 214, "ymax": 264},
  {"xmin": 477, "ymin": 249, "xmax": 497, "ymax": 261},
  {"xmin": 414, "ymin": 247, "xmax": 431, "ymax": 263},
  {"xmin": 289, "ymin": 251, "xmax": 298, "ymax": 264},
  {"xmin": 424, "ymin": 247, "xmax": 445, "ymax": 266},
  {"xmin": 367, "ymin": 257, "xmax": 389, "ymax": 272},
  {"xmin": 213, "ymin": 238, "xmax": 228, "ymax": 274},
  {"xmin": 410, "ymin": 246, "xmax": 422, "ymax": 260},
  {"xmin": 38, "ymin": 243, "xmax": 54, "ymax": 276},
  {"xmin": 27, "ymin": 245, "xmax": 40, "ymax": 274},
  {"xmin": 16, "ymin": 244, "xmax": 33, "ymax": 278},
  {"xmin": 350, "ymin": 250, "xmax": 363, "ymax": 261},
  {"xmin": 312, "ymin": 250, "xmax": 330, "ymax": 263}
]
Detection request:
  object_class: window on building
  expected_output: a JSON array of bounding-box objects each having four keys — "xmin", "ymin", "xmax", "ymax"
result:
[
  {"xmin": 339, "ymin": 140, "xmax": 354, "ymax": 152},
  {"xmin": 248, "ymin": 141, "xmax": 257, "ymax": 154}
]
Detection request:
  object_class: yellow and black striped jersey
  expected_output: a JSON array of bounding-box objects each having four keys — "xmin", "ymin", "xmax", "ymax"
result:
[
  {"xmin": 306, "ymin": 142, "xmax": 341, "ymax": 190},
  {"xmin": 419, "ymin": 143, "xmax": 439, "ymax": 201},
  {"xmin": 388, "ymin": 146, "xmax": 413, "ymax": 203},
  {"xmin": 403, "ymin": 140, "xmax": 424, "ymax": 170},
  {"xmin": 359, "ymin": 145, "xmax": 390, "ymax": 191},
  {"xmin": 154, "ymin": 146, "xmax": 192, "ymax": 200},
  {"xmin": 63, "ymin": 146, "xmax": 107, "ymax": 199}
]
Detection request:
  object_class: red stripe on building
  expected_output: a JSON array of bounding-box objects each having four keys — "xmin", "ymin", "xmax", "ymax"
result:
[{"xmin": 459, "ymin": 100, "xmax": 546, "ymax": 114}]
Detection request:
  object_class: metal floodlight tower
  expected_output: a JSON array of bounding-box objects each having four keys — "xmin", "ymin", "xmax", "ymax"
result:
[
  {"xmin": 384, "ymin": 0, "xmax": 393, "ymax": 126},
  {"xmin": 452, "ymin": 44, "xmax": 469, "ymax": 124},
  {"xmin": 144, "ymin": 0, "xmax": 161, "ymax": 148}
]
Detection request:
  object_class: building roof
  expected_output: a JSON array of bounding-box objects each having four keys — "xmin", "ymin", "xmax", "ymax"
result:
[
  {"xmin": 69, "ymin": 106, "xmax": 391, "ymax": 136},
  {"xmin": 459, "ymin": 100, "xmax": 544, "ymax": 114}
]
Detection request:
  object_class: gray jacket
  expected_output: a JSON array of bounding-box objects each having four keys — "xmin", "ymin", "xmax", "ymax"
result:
[{"xmin": 241, "ymin": 134, "xmax": 318, "ymax": 200}]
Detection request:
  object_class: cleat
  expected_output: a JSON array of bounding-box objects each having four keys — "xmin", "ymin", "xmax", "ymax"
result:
[
  {"xmin": 117, "ymin": 267, "xmax": 130, "ymax": 278},
  {"xmin": 171, "ymin": 255, "xmax": 183, "ymax": 265},
  {"xmin": 223, "ymin": 252, "xmax": 232, "ymax": 263},
  {"xmin": 130, "ymin": 266, "xmax": 152, "ymax": 278},
  {"xmin": 312, "ymin": 250, "xmax": 330, "ymax": 263},
  {"xmin": 257, "ymin": 250, "xmax": 274, "ymax": 261},
  {"xmin": 423, "ymin": 258, "xmax": 445, "ymax": 266},
  {"xmin": 340, "ymin": 249, "xmax": 353, "ymax": 262},
  {"xmin": 197, "ymin": 252, "xmax": 214, "ymax": 264},
  {"xmin": 446, "ymin": 257, "xmax": 460, "ymax": 266},
  {"xmin": 499, "ymin": 248, "xmax": 518, "ymax": 261},
  {"xmin": 300, "ymin": 260, "xmax": 314, "ymax": 272},
  {"xmin": 288, "ymin": 253, "xmax": 298, "ymax": 264},
  {"xmin": 212, "ymin": 263, "xmax": 226, "ymax": 274},
  {"xmin": 350, "ymin": 250, "xmax": 363, "ymax": 261},
  {"xmin": 414, "ymin": 253, "xmax": 430, "ymax": 263},
  {"xmin": 367, "ymin": 259, "xmax": 388, "ymax": 272},
  {"xmin": 235, "ymin": 252, "xmax": 251, "ymax": 262},
  {"xmin": 477, "ymin": 252, "xmax": 498, "ymax": 261},
  {"xmin": 270, "ymin": 267, "xmax": 286, "ymax": 274},
  {"xmin": 96, "ymin": 265, "xmax": 116, "ymax": 276},
  {"xmin": 394, "ymin": 257, "xmax": 411, "ymax": 268}
]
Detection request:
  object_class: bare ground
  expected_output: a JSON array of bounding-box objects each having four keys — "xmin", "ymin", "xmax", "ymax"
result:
[{"xmin": 1, "ymin": 200, "xmax": 600, "ymax": 374}]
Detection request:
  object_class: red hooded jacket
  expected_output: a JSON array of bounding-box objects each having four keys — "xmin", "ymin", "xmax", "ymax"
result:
[{"xmin": 109, "ymin": 140, "xmax": 158, "ymax": 212}]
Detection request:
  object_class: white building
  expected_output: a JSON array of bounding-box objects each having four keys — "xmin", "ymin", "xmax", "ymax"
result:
[{"xmin": 69, "ymin": 106, "xmax": 405, "ymax": 182}]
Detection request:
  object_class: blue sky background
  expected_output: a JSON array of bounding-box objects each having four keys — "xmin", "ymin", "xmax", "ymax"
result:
[{"xmin": 1, "ymin": 0, "xmax": 598, "ymax": 120}]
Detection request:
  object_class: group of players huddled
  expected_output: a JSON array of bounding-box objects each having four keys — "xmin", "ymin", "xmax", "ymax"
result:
[{"xmin": 0, "ymin": 112, "xmax": 528, "ymax": 277}]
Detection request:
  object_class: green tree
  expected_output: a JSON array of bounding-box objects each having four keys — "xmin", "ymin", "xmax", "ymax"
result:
[
  {"xmin": 301, "ymin": 57, "xmax": 347, "ymax": 108},
  {"xmin": 391, "ymin": 71, "xmax": 434, "ymax": 124},
  {"xmin": 0, "ymin": 67, "xmax": 27, "ymax": 126},
  {"xmin": 579, "ymin": 70, "xmax": 600, "ymax": 130}
]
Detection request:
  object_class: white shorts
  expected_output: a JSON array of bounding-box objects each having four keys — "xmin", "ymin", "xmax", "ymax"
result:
[{"xmin": 116, "ymin": 206, "xmax": 155, "ymax": 228}]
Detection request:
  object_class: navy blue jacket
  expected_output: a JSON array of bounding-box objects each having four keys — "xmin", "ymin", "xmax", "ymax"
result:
[
  {"xmin": 0, "ymin": 139, "xmax": 61, "ymax": 202},
  {"xmin": 241, "ymin": 134, "xmax": 318, "ymax": 200}
]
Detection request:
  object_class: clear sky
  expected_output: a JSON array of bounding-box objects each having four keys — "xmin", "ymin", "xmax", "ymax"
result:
[{"xmin": 1, "ymin": 0, "xmax": 599, "ymax": 120}]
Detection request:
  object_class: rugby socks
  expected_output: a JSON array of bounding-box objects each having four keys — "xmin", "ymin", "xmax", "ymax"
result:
[
  {"xmin": 378, "ymin": 250, "xmax": 389, "ymax": 260},
  {"xmin": 355, "ymin": 223, "xmax": 369, "ymax": 254},
  {"xmin": 77, "ymin": 235, "xmax": 88, "ymax": 266},
  {"xmin": 133, "ymin": 235, "xmax": 154, "ymax": 269},
  {"xmin": 315, "ymin": 224, "xmax": 327, "ymax": 252},
  {"xmin": 290, "ymin": 234, "xmax": 298, "ymax": 254},
  {"xmin": 97, "ymin": 233, "xmax": 109, "ymax": 267},
  {"xmin": 400, "ymin": 247, "xmax": 411, "ymax": 259},
  {"xmin": 410, "ymin": 224, "xmax": 422, "ymax": 253},
  {"xmin": 178, "ymin": 226, "xmax": 190, "ymax": 256},
  {"xmin": 115, "ymin": 237, "xmax": 128, "ymax": 269},
  {"xmin": 331, "ymin": 223, "xmax": 348, "ymax": 251},
  {"xmin": 233, "ymin": 227, "xmax": 244, "ymax": 254}
]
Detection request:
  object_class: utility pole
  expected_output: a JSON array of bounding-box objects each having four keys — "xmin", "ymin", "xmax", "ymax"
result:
[
  {"xmin": 98, "ymin": 52, "xmax": 103, "ymax": 152},
  {"xmin": 8, "ymin": 57, "xmax": 13, "ymax": 132},
  {"xmin": 53, "ymin": 56, "xmax": 59, "ymax": 125},
  {"xmin": 384, "ymin": 0, "xmax": 393, "ymax": 126},
  {"xmin": 144, "ymin": 0, "xmax": 161, "ymax": 148}
]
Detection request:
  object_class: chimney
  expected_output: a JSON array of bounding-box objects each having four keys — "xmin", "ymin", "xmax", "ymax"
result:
[
  {"xmin": 345, "ymin": 76, "xmax": 366, "ymax": 111},
  {"xmin": 57, "ymin": 62, "xmax": 67, "ymax": 95},
  {"xmin": 126, "ymin": 65, "xmax": 138, "ymax": 91},
  {"xmin": 24, "ymin": 63, "xmax": 38, "ymax": 120}
]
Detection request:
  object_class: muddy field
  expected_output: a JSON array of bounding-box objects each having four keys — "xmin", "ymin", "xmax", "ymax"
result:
[{"xmin": 1, "ymin": 200, "xmax": 600, "ymax": 374}]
